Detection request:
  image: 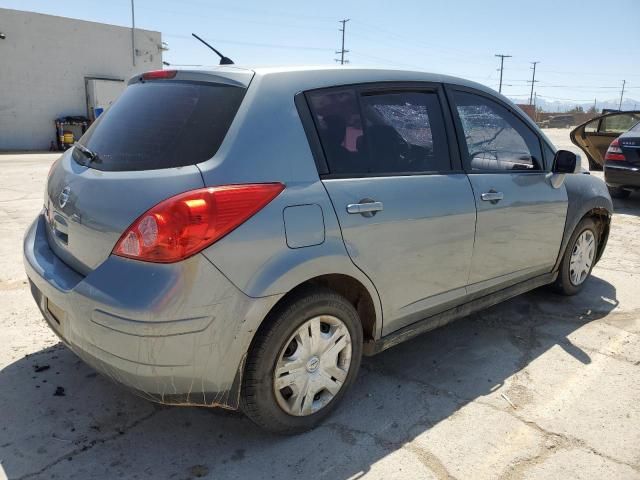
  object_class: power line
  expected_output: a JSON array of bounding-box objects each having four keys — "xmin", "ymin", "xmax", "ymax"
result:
[
  {"xmin": 495, "ymin": 54, "xmax": 512, "ymax": 93},
  {"xmin": 349, "ymin": 51, "xmax": 423, "ymax": 70},
  {"xmin": 335, "ymin": 19, "xmax": 350, "ymax": 65},
  {"xmin": 163, "ymin": 33, "xmax": 330, "ymax": 52}
]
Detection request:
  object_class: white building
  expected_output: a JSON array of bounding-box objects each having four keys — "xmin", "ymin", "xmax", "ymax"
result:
[{"xmin": 0, "ymin": 8, "xmax": 163, "ymax": 150}]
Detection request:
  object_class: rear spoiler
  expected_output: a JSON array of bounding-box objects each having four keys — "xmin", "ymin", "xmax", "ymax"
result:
[{"xmin": 128, "ymin": 68, "xmax": 254, "ymax": 88}]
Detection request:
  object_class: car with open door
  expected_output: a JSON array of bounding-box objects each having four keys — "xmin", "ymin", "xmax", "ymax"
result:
[
  {"xmin": 571, "ymin": 110, "xmax": 640, "ymax": 170},
  {"xmin": 603, "ymin": 120, "xmax": 640, "ymax": 198},
  {"xmin": 24, "ymin": 66, "xmax": 613, "ymax": 434}
]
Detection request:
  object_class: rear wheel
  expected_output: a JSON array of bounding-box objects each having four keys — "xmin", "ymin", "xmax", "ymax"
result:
[
  {"xmin": 241, "ymin": 288, "xmax": 362, "ymax": 434},
  {"xmin": 608, "ymin": 186, "xmax": 631, "ymax": 199},
  {"xmin": 553, "ymin": 218, "xmax": 598, "ymax": 296}
]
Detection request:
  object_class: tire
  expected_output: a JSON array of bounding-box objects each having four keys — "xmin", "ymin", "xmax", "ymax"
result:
[
  {"xmin": 588, "ymin": 157, "xmax": 603, "ymax": 171},
  {"xmin": 553, "ymin": 218, "xmax": 599, "ymax": 296},
  {"xmin": 608, "ymin": 186, "xmax": 631, "ymax": 199},
  {"xmin": 241, "ymin": 287, "xmax": 363, "ymax": 434}
]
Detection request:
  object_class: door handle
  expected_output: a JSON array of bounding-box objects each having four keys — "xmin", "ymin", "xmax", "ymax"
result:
[
  {"xmin": 346, "ymin": 201, "xmax": 384, "ymax": 216},
  {"xmin": 480, "ymin": 191, "xmax": 504, "ymax": 203}
]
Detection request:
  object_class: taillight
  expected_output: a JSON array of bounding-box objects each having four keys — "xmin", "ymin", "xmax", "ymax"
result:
[
  {"xmin": 604, "ymin": 138, "xmax": 625, "ymax": 161},
  {"xmin": 142, "ymin": 69, "xmax": 177, "ymax": 80},
  {"xmin": 113, "ymin": 183, "xmax": 284, "ymax": 263}
]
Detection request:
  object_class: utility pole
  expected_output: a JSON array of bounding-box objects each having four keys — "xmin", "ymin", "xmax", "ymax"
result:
[
  {"xmin": 619, "ymin": 80, "xmax": 626, "ymax": 110},
  {"xmin": 131, "ymin": 0, "xmax": 136, "ymax": 66},
  {"xmin": 533, "ymin": 92, "xmax": 538, "ymax": 122},
  {"xmin": 495, "ymin": 54, "xmax": 512, "ymax": 93},
  {"xmin": 335, "ymin": 19, "xmax": 350, "ymax": 65},
  {"xmin": 528, "ymin": 61, "xmax": 539, "ymax": 105}
]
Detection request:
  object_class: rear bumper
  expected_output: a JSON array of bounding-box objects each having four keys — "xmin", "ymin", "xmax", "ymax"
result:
[
  {"xmin": 24, "ymin": 214, "xmax": 281, "ymax": 408},
  {"xmin": 605, "ymin": 163, "xmax": 640, "ymax": 189}
]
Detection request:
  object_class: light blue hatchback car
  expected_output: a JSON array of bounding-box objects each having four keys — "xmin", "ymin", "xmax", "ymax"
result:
[{"xmin": 24, "ymin": 66, "xmax": 612, "ymax": 433}]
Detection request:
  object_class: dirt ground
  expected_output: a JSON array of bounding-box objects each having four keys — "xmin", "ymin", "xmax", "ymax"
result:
[{"xmin": 1, "ymin": 129, "xmax": 639, "ymax": 480}]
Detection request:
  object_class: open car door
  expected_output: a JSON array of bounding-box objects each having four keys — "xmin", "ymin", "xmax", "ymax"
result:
[{"xmin": 571, "ymin": 111, "xmax": 640, "ymax": 170}]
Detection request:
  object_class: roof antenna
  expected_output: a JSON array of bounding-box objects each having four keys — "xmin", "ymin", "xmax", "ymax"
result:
[{"xmin": 191, "ymin": 33, "xmax": 234, "ymax": 65}]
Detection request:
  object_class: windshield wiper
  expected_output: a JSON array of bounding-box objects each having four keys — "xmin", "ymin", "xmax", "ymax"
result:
[{"xmin": 74, "ymin": 143, "xmax": 101, "ymax": 164}]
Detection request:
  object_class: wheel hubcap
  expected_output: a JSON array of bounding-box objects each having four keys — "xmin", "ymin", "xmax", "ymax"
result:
[
  {"xmin": 273, "ymin": 315, "xmax": 352, "ymax": 416},
  {"xmin": 570, "ymin": 229, "xmax": 595, "ymax": 286},
  {"xmin": 306, "ymin": 356, "xmax": 320, "ymax": 373}
]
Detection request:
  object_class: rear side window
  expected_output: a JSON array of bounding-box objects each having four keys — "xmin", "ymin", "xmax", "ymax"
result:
[
  {"xmin": 600, "ymin": 113, "xmax": 640, "ymax": 134},
  {"xmin": 452, "ymin": 91, "xmax": 542, "ymax": 172},
  {"xmin": 307, "ymin": 87, "xmax": 451, "ymax": 176},
  {"xmin": 584, "ymin": 118, "xmax": 600, "ymax": 133},
  {"xmin": 74, "ymin": 81, "xmax": 245, "ymax": 171}
]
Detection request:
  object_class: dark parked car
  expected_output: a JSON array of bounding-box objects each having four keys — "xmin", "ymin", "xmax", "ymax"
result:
[{"xmin": 603, "ymin": 121, "xmax": 640, "ymax": 198}]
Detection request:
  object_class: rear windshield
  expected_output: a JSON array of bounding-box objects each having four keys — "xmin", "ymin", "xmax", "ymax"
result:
[{"xmin": 73, "ymin": 81, "xmax": 245, "ymax": 171}]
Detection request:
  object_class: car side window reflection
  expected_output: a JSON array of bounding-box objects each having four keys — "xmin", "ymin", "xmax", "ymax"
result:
[
  {"xmin": 307, "ymin": 87, "xmax": 451, "ymax": 176},
  {"xmin": 452, "ymin": 91, "xmax": 542, "ymax": 172}
]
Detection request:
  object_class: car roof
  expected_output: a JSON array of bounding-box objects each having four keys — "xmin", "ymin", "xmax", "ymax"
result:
[
  {"xmin": 158, "ymin": 64, "xmax": 551, "ymax": 147},
  {"xmin": 165, "ymin": 65, "xmax": 502, "ymax": 98},
  {"xmin": 256, "ymin": 65, "xmax": 490, "ymax": 87}
]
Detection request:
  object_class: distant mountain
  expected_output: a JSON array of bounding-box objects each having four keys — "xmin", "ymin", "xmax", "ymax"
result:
[{"xmin": 509, "ymin": 97, "xmax": 640, "ymax": 113}]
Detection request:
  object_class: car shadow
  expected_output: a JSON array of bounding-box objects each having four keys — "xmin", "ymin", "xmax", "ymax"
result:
[
  {"xmin": 613, "ymin": 194, "xmax": 640, "ymax": 216},
  {"xmin": 0, "ymin": 275, "xmax": 619, "ymax": 479}
]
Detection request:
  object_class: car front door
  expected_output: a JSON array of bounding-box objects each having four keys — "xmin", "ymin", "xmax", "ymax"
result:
[
  {"xmin": 448, "ymin": 87, "xmax": 568, "ymax": 295},
  {"xmin": 305, "ymin": 84, "xmax": 477, "ymax": 334}
]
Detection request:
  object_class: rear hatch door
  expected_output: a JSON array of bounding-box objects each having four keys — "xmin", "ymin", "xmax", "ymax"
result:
[{"xmin": 45, "ymin": 69, "xmax": 253, "ymax": 275}]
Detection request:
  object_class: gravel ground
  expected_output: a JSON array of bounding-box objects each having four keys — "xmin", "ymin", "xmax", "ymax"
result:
[{"xmin": 1, "ymin": 130, "xmax": 639, "ymax": 480}]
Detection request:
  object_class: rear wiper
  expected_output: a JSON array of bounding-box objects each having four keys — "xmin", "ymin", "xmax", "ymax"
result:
[{"xmin": 74, "ymin": 143, "xmax": 101, "ymax": 164}]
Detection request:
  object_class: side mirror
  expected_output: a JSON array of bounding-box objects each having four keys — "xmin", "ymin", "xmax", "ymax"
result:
[{"xmin": 552, "ymin": 150, "xmax": 577, "ymax": 174}]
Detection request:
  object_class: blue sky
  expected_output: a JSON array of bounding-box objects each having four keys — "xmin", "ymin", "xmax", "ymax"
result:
[{"xmin": 4, "ymin": 0, "xmax": 640, "ymax": 105}]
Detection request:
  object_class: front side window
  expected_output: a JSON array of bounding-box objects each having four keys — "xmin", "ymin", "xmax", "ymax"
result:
[
  {"xmin": 452, "ymin": 91, "xmax": 542, "ymax": 172},
  {"xmin": 307, "ymin": 87, "xmax": 450, "ymax": 176}
]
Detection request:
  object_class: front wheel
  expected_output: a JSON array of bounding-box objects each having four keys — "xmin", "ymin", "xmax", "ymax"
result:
[
  {"xmin": 241, "ymin": 287, "xmax": 363, "ymax": 434},
  {"xmin": 553, "ymin": 218, "xmax": 599, "ymax": 296}
]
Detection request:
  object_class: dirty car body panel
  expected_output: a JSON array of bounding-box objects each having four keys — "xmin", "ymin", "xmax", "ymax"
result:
[{"xmin": 24, "ymin": 66, "xmax": 612, "ymax": 412}]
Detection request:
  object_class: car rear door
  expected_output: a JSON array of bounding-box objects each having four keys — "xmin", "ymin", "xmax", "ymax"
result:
[
  {"xmin": 305, "ymin": 83, "xmax": 477, "ymax": 334},
  {"xmin": 447, "ymin": 86, "xmax": 567, "ymax": 295},
  {"xmin": 571, "ymin": 111, "xmax": 640, "ymax": 168}
]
